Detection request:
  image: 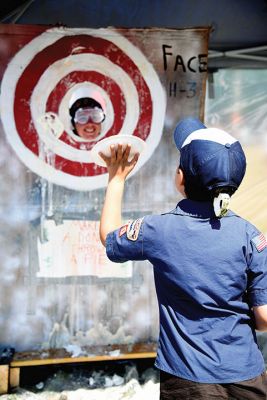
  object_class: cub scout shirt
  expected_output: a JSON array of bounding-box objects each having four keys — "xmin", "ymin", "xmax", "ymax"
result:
[{"xmin": 106, "ymin": 199, "xmax": 267, "ymax": 383}]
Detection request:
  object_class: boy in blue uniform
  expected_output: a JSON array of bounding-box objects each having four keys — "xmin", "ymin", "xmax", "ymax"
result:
[{"xmin": 99, "ymin": 117, "xmax": 267, "ymax": 399}]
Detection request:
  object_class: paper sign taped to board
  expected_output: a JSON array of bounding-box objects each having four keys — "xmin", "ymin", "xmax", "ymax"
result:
[{"xmin": 37, "ymin": 220, "xmax": 132, "ymax": 278}]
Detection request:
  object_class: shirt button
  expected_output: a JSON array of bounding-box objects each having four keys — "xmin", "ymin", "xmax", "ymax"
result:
[{"xmin": 225, "ymin": 143, "xmax": 231, "ymax": 149}]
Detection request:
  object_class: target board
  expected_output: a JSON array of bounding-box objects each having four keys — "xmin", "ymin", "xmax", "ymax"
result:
[{"xmin": 0, "ymin": 27, "xmax": 166, "ymax": 191}]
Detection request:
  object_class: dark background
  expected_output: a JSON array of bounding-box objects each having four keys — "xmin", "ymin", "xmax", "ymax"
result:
[{"xmin": 1, "ymin": 0, "xmax": 267, "ymax": 51}]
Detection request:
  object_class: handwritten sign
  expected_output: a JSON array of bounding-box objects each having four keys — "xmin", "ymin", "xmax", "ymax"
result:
[{"xmin": 37, "ymin": 220, "xmax": 132, "ymax": 278}]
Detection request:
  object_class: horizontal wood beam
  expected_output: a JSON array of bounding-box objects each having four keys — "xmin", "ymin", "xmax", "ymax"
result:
[{"xmin": 10, "ymin": 351, "xmax": 156, "ymax": 367}]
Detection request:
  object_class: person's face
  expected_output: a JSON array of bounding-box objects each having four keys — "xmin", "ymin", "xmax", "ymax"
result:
[{"xmin": 74, "ymin": 107, "xmax": 104, "ymax": 140}]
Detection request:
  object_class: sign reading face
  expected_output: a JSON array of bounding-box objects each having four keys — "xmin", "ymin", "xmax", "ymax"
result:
[{"xmin": 0, "ymin": 27, "xmax": 166, "ymax": 191}]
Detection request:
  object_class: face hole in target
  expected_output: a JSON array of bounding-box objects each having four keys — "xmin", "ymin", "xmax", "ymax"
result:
[
  {"xmin": 68, "ymin": 89, "xmax": 107, "ymax": 143},
  {"xmin": 46, "ymin": 74, "xmax": 125, "ymax": 151},
  {"xmin": 1, "ymin": 28, "xmax": 166, "ymax": 190}
]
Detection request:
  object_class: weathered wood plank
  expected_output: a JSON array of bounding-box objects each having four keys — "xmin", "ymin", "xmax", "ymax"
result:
[
  {"xmin": 11, "ymin": 351, "xmax": 156, "ymax": 367},
  {"xmin": 9, "ymin": 367, "xmax": 20, "ymax": 389},
  {"xmin": 0, "ymin": 365, "xmax": 9, "ymax": 395}
]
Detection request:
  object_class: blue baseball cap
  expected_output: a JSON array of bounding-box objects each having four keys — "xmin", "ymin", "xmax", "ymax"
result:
[{"xmin": 173, "ymin": 117, "xmax": 246, "ymax": 193}]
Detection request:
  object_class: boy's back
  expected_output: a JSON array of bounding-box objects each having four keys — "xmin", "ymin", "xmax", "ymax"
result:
[{"xmin": 107, "ymin": 199, "xmax": 266, "ymax": 383}]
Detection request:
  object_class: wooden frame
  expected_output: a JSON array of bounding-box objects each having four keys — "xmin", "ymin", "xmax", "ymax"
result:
[{"xmin": 2, "ymin": 344, "xmax": 156, "ymax": 393}]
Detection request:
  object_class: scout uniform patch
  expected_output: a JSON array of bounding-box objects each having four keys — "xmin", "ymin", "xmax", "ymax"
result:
[
  {"xmin": 119, "ymin": 224, "xmax": 128, "ymax": 237},
  {"xmin": 126, "ymin": 218, "xmax": 143, "ymax": 241},
  {"xmin": 251, "ymin": 233, "xmax": 267, "ymax": 252}
]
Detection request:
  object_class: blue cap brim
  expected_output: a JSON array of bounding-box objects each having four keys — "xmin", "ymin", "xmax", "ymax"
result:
[{"xmin": 174, "ymin": 117, "xmax": 206, "ymax": 150}]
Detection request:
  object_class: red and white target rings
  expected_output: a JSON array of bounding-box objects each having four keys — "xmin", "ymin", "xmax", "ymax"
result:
[{"xmin": 0, "ymin": 27, "xmax": 166, "ymax": 191}]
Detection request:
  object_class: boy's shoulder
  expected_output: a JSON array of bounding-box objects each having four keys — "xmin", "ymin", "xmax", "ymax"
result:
[
  {"xmin": 228, "ymin": 210, "xmax": 267, "ymax": 252},
  {"xmin": 229, "ymin": 209, "xmax": 262, "ymax": 233}
]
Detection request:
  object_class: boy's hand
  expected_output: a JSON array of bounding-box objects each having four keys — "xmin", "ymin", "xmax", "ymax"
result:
[{"xmin": 99, "ymin": 144, "xmax": 139, "ymax": 182}]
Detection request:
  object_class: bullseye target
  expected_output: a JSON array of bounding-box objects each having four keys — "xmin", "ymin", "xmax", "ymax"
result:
[{"xmin": 0, "ymin": 27, "xmax": 166, "ymax": 191}]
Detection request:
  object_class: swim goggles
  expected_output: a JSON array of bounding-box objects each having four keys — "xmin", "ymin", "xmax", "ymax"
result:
[{"xmin": 74, "ymin": 107, "xmax": 105, "ymax": 124}]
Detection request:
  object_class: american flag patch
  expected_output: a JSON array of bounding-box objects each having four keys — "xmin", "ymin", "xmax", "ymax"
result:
[{"xmin": 251, "ymin": 233, "xmax": 267, "ymax": 252}]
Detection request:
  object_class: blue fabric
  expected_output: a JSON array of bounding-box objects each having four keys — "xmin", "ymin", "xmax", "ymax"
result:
[
  {"xmin": 173, "ymin": 117, "xmax": 206, "ymax": 149},
  {"xmin": 106, "ymin": 199, "xmax": 267, "ymax": 383},
  {"xmin": 180, "ymin": 140, "xmax": 246, "ymax": 192},
  {"xmin": 173, "ymin": 117, "xmax": 246, "ymax": 193}
]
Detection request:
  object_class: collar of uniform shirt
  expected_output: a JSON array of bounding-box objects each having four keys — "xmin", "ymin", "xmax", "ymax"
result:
[{"xmin": 169, "ymin": 199, "xmax": 235, "ymax": 219}]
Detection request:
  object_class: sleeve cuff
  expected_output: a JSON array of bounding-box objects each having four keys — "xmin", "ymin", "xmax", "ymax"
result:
[
  {"xmin": 105, "ymin": 231, "xmax": 129, "ymax": 263},
  {"xmin": 105, "ymin": 231, "xmax": 116, "ymax": 262}
]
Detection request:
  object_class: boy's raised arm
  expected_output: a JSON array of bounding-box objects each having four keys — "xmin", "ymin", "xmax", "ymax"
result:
[{"xmin": 99, "ymin": 144, "xmax": 139, "ymax": 246}]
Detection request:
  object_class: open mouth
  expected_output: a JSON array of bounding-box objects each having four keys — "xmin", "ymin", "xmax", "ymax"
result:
[{"xmin": 81, "ymin": 126, "xmax": 100, "ymax": 139}]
